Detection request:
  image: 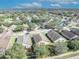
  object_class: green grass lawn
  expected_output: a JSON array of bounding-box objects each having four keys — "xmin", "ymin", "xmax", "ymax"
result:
[
  {"xmin": 7, "ymin": 35, "xmax": 16, "ymax": 49},
  {"xmin": 38, "ymin": 50, "xmax": 79, "ymax": 59}
]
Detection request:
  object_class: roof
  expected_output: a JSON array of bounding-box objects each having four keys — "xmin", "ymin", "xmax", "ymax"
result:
[
  {"xmin": 32, "ymin": 33, "xmax": 50, "ymax": 44},
  {"xmin": 16, "ymin": 34, "xmax": 32, "ymax": 45},
  {"xmin": 23, "ymin": 34, "xmax": 32, "ymax": 45},
  {"xmin": 17, "ymin": 36, "xmax": 23, "ymax": 44},
  {"xmin": 47, "ymin": 30, "xmax": 62, "ymax": 41},
  {"xmin": 61, "ymin": 30, "xmax": 78, "ymax": 40},
  {"xmin": 32, "ymin": 34, "xmax": 42, "ymax": 44},
  {"xmin": 70, "ymin": 28, "xmax": 79, "ymax": 35}
]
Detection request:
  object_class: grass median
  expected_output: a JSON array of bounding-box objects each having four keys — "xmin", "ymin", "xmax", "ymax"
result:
[
  {"xmin": 7, "ymin": 35, "xmax": 16, "ymax": 49},
  {"xmin": 38, "ymin": 50, "xmax": 79, "ymax": 59}
]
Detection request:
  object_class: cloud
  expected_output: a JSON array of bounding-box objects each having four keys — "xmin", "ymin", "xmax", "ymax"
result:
[
  {"xmin": 50, "ymin": 4, "xmax": 62, "ymax": 7},
  {"xmin": 72, "ymin": 2, "xmax": 78, "ymax": 4},
  {"xmin": 52, "ymin": 0, "xmax": 76, "ymax": 2},
  {"xmin": 14, "ymin": 2, "xmax": 42, "ymax": 9},
  {"xmin": 37, "ymin": 0, "xmax": 79, "ymax": 4}
]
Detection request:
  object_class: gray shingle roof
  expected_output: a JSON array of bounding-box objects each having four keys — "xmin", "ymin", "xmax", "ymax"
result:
[
  {"xmin": 47, "ymin": 30, "xmax": 62, "ymax": 41},
  {"xmin": 70, "ymin": 28, "xmax": 79, "ymax": 35},
  {"xmin": 61, "ymin": 30, "xmax": 78, "ymax": 40}
]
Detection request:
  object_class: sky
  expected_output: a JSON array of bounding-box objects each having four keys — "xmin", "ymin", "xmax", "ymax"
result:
[{"xmin": 0, "ymin": 0, "xmax": 79, "ymax": 9}]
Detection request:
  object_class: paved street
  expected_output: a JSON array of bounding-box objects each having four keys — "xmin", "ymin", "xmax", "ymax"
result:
[{"xmin": 67, "ymin": 56, "xmax": 79, "ymax": 59}]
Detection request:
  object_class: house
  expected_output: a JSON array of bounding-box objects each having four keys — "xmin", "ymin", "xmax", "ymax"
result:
[
  {"xmin": 46, "ymin": 29, "xmax": 66, "ymax": 42},
  {"xmin": 16, "ymin": 33, "xmax": 32, "ymax": 49},
  {"xmin": 32, "ymin": 33, "xmax": 50, "ymax": 45},
  {"xmin": 61, "ymin": 30, "xmax": 79, "ymax": 40},
  {"xmin": 70, "ymin": 28, "xmax": 79, "ymax": 35}
]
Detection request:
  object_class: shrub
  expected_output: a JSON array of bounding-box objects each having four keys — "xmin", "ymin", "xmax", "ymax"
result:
[
  {"xmin": 33, "ymin": 45, "xmax": 50, "ymax": 58},
  {"xmin": 68, "ymin": 40, "xmax": 79, "ymax": 51},
  {"xmin": 54, "ymin": 41, "xmax": 68, "ymax": 55},
  {"xmin": 48, "ymin": 45, "xmax": 55, "ymax": 56},
  {"xmin": 4, "ymin": 43, "xmax": 27, "ymax": 59},
  {"xmin": 13, "ymin": 25, "xmax": 24, "ymax": 32}
]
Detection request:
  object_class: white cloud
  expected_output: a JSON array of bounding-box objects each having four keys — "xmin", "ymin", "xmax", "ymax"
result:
[
  {"xmin": 38, "ymin": 0, "xmax": 78, "ymax": 2},
  {"xmin": 72, "ymin": 2, "xmax": 78, "ymax": 4},
  {"xmin": 52, "ymin": 0, "xmax": 76, "ymax": 2},
  {"xmin": 50, "ymin": 4, "xmax": 61, "ymax": 7},
  {"xmin": 37, "ymin": 0, "xmax": 79, "ymax": 4},
  {"xmin": 14, "ymin": 2, "xmax": 42, "ymax": 8}
]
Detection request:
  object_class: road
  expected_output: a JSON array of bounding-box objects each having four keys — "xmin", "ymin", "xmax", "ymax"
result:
[{"xmin": 67, "ymin": 56, "xmax": 79, "ymax": 59}]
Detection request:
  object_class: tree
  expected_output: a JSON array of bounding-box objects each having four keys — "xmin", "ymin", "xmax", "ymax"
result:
[
  {"xmin": 13, "ymin": 25, "xmax": 24, "ymax": 32},
  {"xmin": 48, "ymin": 45, "xmax": 55, "ymax": 56},
  {"xmin": 54, "ymin": 41, "xmax": 68, "ymax": 55},
  {"xmin": 68, "ymin": 40, "xmax": 79, "ymax": 51},
  {"xmin": 2, "ymin": 22, "xmax": 12, "ymax": 27},
  {"xmin": 4, "ymin": 43, "xmax": 27, "ymax": 59},
  {"xmin": 33, "ymin": 45, "xmax": 49, "ymax": 58}
]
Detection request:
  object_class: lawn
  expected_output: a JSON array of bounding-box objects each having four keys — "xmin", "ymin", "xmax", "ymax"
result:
[
  {"xmin": 7, "ymin": 35, "xmax": 16, "ymax": 49},
  {"xmin": 38, "ymin": 50, "xmax": 79, "ymax": 59}
]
